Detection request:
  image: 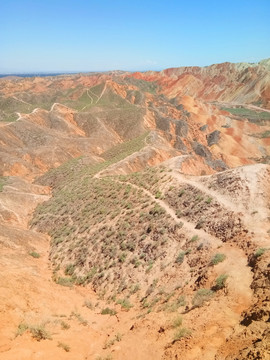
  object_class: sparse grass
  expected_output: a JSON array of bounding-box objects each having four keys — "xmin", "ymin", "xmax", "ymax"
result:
[
  {"xmin": 15, "ymin": 323, "xmax": 29, "ymax": 337},
  {"xmin": 0, "ymin": 177, "xmax": 7, "ymax": 192},
  {"xmin": 65, "ymin": 264, "xmax": 75, "ymax": 276},
  {"xmin": 214, "ymin": 274, "xmax": 228, "ymax": 290},
  {"xmin": 96, "ymin": 355, "xmax": 113, "ymax": 360},
  {"xmin": 116, "ymin": 298, "xmax": 133, "ymax": 310},
  {"xmin": 70, "ymin": 311, "xmax": 88, "ymax": 326},
  {"xmin": 190, "ymin": 235, "xmax": 199, "ymax": 242},
  {"xmin": 58, "ymin": 342, "xmax": 70, "ymax": 352},
  {"xmin": 101, "ymin": 132, "xmax": 149, "ymax": 162},
  {"xmin": 104, "ymin": 333, "xmax": 122, "ymax": 349},
  {"xmin": 29, "ymin": 251, "xmax": 40, "ymax": 258},
  {"xmin": 155, "ymin": 190, "xmax": 162, "ymax": 199},
  {"xmin": 84, "ymin": 299, "xmax": 94, "ymax": 310},
  {"xmin": 130, "ymin": 283, "xmax": 140, "ymax": 294},
  {"xmin": 172, "ymin": 316, "xmax": 182, "ymax": 328},
  {"xmin": 55, "ymin": 276, "xmax": 74, "ymax": 287},
  {"xmin": 192, "ymin": 288, "xmax": 214, "ymax": 308},
  {"xmin": 177, "ymin": 295, "xmax": 186, "ymax": 307},
  {"xmin": 101, "ymin": 307, "xmax": 117, "ymax": 316},
  {"xmin": 178, "ymin": 189, "xmax": 185, "ymax": 197},
  {"xmin": 254, "ymin": 248, "xmax": 268, "ymax": 258},
  {"xmin": 173, "ymin": 327, "xmax": 191, "ymax": 341},
  {"xmin": 32, "ymin": 145, "xmax": 185, "ymax": 293},
  {"xmin": 175, "ymin": 251, "xmax": 186, "ymax": 264},
  {"xmin": 221, "ymin": 107, "xmax": 270, "ymax": 124},
  {"xmin": 60, "ymin": 320, "xmax": 70, "ymax": 330},
  {"xmin": 16, "ymin": 323, "xmax": 51, "ymax": 341},
  {"xmin": 210, "ymin": 253, "xmax": 226, "ymax": 266}
]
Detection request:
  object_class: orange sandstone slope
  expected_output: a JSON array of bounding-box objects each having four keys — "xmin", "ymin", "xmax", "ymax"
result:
[
  {"xmin": 0, "ymin": 59, "xmax": 270, "ymax": 360},
  {"xmin": 0, "ymin": 69, "xmax": 269, "ymax": 179},
  {"xmin": 129, "ymin": 58, "xmax": 270, "ymax": 108}
]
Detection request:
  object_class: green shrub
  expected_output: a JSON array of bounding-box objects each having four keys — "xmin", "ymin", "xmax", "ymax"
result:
[
  {"xmin": 30, "ymin": 325, "xmax": 51, "ymax": 341},
  {"xmin": 173, "ymin": 327, "xmax": 191, "ymax": 341},
  {"xmin": 178, "ymin": 189, "xmax": 185, "ymax": 197},
  {"xmin": 254, "ymin": 248, "xmax": 268, "ymax": 258},
  {"xmin": 64, "ymin": 264, "xmax": 75, "ymax": 276},
  {"xmin": 29, "ymin": 251, "xmax": 40, "ymax": 258},
  {"xmin": 101, "ymin": 307, "xmax": 117, "ymax": 316},
  {"xmin": 190, "ymin": 235, "xmax": 199, "ymax": 242},
  {"xmin": 215, "ymin": 274, "xmax": 228, "ymax": 290},
  {"xmin": 176, "ymin": 251, "xmax": 186, "ymax": 264},
  {"xmin": 16, "ymin": 323, "xmax": 51, "ymax": 341},
  {"xmin": 117, "ymin": 298, "xmax": 133, "ymax": 310},
  {"xmin": 192, "ymin": 288, "xmax": 214, "ymax": 307},
  {"xmin": 16, "ymin": 323, "xmax": 29, "ymax": 337},
  {"xmin": 210, "ymin": 253, "xmax": 226, "ymax": 265},
  {"xmin": 56, "ymin": 277, "xmax": 74, "ymax": 287}
]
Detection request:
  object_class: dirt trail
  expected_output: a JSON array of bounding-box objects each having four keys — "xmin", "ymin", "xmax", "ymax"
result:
[
  {"xmin": 105, "ymin": 176, "xmax": 223, "ymax": 248},
  {"xmin": 12, "ymin": 96, "xmax": 33, "ymax": 107},
  {"xmin": 96, "ymin": 81, "xmax": 107, "ymax": 104},
  {"xmin": 81, "ymin": 89, "xmax": 94, "ymax": 111}
]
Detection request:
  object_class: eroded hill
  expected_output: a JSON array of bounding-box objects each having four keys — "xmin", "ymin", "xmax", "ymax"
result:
[{"xmin": 0, "ymin": 60, "xmax": 270, "ymax": 360}]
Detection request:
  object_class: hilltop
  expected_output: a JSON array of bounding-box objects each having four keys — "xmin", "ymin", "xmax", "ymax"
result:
[{"xmin": 0, "ymin": 59, "xmax": 269, "ymax": 360}]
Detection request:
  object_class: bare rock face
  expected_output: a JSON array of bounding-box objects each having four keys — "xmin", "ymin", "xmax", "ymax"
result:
[{"xmin": 207, "ymin": 130, "xmax": 221, "ymax": 146}]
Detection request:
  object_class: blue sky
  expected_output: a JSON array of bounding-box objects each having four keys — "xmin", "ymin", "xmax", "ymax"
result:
[{"xmin": 1, "ymin": 0, "xmax": 270, "ymax": 73}]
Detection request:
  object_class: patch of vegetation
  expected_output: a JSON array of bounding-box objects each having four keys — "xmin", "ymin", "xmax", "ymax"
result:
[
  {"xmin": 254, "ymin": 130, "xmax": 270, "ymax": 138},
  {"xmin": 103, "ymin": 131, "xmax": 149, "ymax": 159},
  {"xmin": 192, "ymin": 288, "xmax": 214, "ymax": 308},
  {"xmin": 173, "ymin": 327, "xmax": 192, "ymax": 342},
  {"xmin": 124, "ymin": 77, "xmax": 158, "ymax": 94},
  {"xmin": 58, "ymin": 342, "xmax": 70, "ymax": 352},
  {"xmin": 190, "ymin": 235, "xmax": 199, "ymax": 242},
  {"xmin": 210, "ymin": 253, "xmax": 226, "ymax": 265},
  {"xmin": 0, "ymin": 176, "xmax": 7, "ymax": 192},
  {"xmin": 104, "ymin": 333, "xmax": 122, "ymax": 349},
  {"xmin": 16, "ymin": 323, "xmax": 51, "ymax": 341},
  {"xmin": 64, "ymin": 264, "xmax": 75, "ymax": 276},
  {"xmin": 254, "ymin": 248, "xmax": 268, "ymax": 258},
  {"xmin": 214, "ymin": 274, "xmax": 228, "ymax": 290},
  {"xmin": 33, "ymin": 159, "xmax": 180, "ymax": 292},
  {"xmin": 55, "ymin": 276, "xmax": 74, "ymax": 287},
  {"xmin": 60, "ymin": 321, "xmax": 70, "ymax": 330},
  {"xmin": 221, "ymin": 107, "xmax": 270, "ymax": 124},
  {"xmin": 29, "ymin": 251, "xmax": 40, "ymax": 258},
  {"xmin": 175, "ymin": 251, "xmax": 186, "ymax": 264},
  {"xmin": 70, "ymin": 311, "xmax": 88, "ymax": 326},
  {"xmin": 172, "ymin": 315, "xmax": 182, "ymax": 328},
  {"xmin": 101, "ymin": 307, "xmax": 117, "ymax": 316},
  {"xmin": 116, "ymin": 298, "xmax": 133, "ymax": 310},
  {"xmin": 205, "ymin": 197, "xmax": 212, "ymax": 204}
]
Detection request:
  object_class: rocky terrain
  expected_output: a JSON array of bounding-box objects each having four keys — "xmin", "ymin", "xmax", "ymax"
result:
[{"xmin": 0, "ymin": 59, "xmax": 269, "ymax": 359}]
